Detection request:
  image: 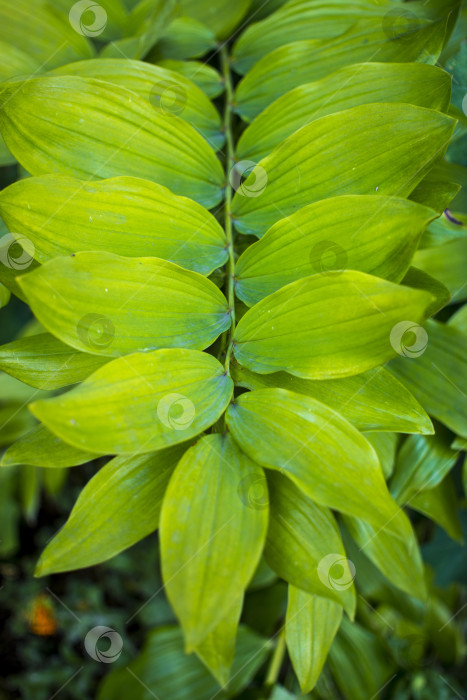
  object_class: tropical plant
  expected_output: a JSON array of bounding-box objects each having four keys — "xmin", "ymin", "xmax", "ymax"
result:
[{"xmin": 0, "ymin": 0, "xmax": 466, "ymax": 698}]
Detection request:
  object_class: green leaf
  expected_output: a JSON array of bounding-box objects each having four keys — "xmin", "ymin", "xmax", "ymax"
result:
[
  {"xmin": 50, "ymin": 58, "xmax": 224, "ymax": 150},
  {"xmin": 231, "ymin": 363, "xmax": 433, "ymax": 435},
  {"xmin": 178, "ymin": 0, "xmax": 250, "ymax": 39},
  {"xmin": 342, "ymin": 514, "xmax": 426, "ymax": 600},
  {"xmin": 233, "ymin": 271, "xmax": 434, "ymax": 379},
  {"xmin": 286, "ymin": 588, "xmax": 342, "ymax": 693},
  {"xmin": 414, "ymin": 238, "xmax": 467, "ymax": 303},
  {"xmin": 18, "ymin": 252, "xmax": 230, "ymax": 357},
  {"xmin": 237, "ymin": 62, "xmax": 451, "ymax": 161},
  {"xmin": 410, "ymin": 477, "xmax": 464, "ymax": 543},
  {"xmin": 264, "ymin": 471, "xmax": 356, "ymax": 615},
  {"xmin": 226, "ymin": 388, "xmax": 408, "ymax": 539},
  {"xmin": 0, "ymin": 234, "xmax": 40, "ymax": 303},
  {"xmin": 0, "ymin": 0, "xmax": 94, "ymax": 69},
  {"xmin": 234, "ymin": 20, "xmax": 447, "ymax": 120},
  {"xmin": 0, "ymin": 282, "xmax": 10, "ymax": 308},
  {"xmin": 1, "ymin": 424, "xmax": 98, "ymax": 468},
  {"xmin": 157, "ymin": 59, "xmax": 224, "ymax": 98},
  {"xmin": 0, "ymin": 76, "xmax": 224, "ymax": 209},
  {"xmin": 400, "ymin": 266, "xmax": 451, "ymax": 316},
  {"xmin": 160, "ymin": 434, "xmax": 268, "ymax": 649},
  {"xmin": 35, "ymin": 445, "xmax": 187, "ymax": 575},
  {"xmin": 448, "ymin": 303, "xmax": 467, "ymax": 334},
  {"xmin": 0, "ymin": 333, "xmax": 108, "ymax": 390},
  {"xmin": 421, "ymin": 212, "xmax": 467, "ymax": 249},
  {"xmin": 231, "ymin": 104, "xmax": 455, "ymax": 236},
  {"xmin": 390, "ymin": 428, "xmax": 458, "ymax": 503},
  {"xmin": 0, "ymin": 175, "xmax": 228, "ymax": 275},
  {"xmin": 30, "ymin": 348, "xmax": 233, "ymax": 455},
  {"xmin": 235, "ymin": 195, "xmax": 436, "ymax": 303},
  {"xmin": 390, "ymin": 320, "xmax": 467, "ymax": 439},
  {"xmin": 194, "ymin": 596, "xmax": 243, "ymax": 686},
  {"xmin": 154, "ymin": 17, "xmax": 217, "ymax": 59},
  {"xmin": 364, "ymin": 432, "xmax": 398, "ymax": 480}
]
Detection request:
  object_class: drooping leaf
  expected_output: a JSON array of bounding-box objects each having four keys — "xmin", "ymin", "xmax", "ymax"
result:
[
  {"xmin": 364, "ymin": 432, "xmax": 398, "ymax": 480},
  {"xmin": 400, "ymin": 266, "xmax": 451, "ymax": 316},
  {"xmin": 237, "ymin": 62, "xmax": 451, "ymax": 161},
  {"xmin": 160, "ymin": 434, "xmax": 268, "ymax": 648},
  {"xmin": 50, "ymin": 59, "xmax": 224, "ymax": 149},
  {"xmin": 154, "ymin": 17, "xmax": 217, "ymax": 60},
  {"xmin": 409, "ymin": 477, "xmax": 464, "ymax": 543},
  {"xmin": 157, "ymin": 59, "xmax": 224, "ymax": 98},
  {"xmin": 234, "ymin": 20, "xmax": 447, "ymax": 120},
  {"xmin": 231, "ymin": 104, "xmax": 455, "ymax": 236},
  {"xmin": 177, "ymin": 0, "xmax": 250, "ymax": 39},
  {"xmin": 233, "ymin": 271, "xmax": 434, "ymax": 379},
  {"xmin": 194, "ymin": 596, "xmax": 243, "ymax": 686},
  {"xmin": 286, "ymin": 588, "xmax": 342, "ymax": 693},
  {"xmin": 18, "ymin": 252, "xmax": 231, "ymax": 357},
  {"xmin": 0, "ymin": 76, "xmax": 224, "ymax": 208},
  {"xmin": 414, "ymin": 238, "xmax": 467, "ymax": 303},
  {"xmin": 226, "ymin": 388, "xmax": 408, "ymax": 539},
  {"xmin": 390, "ymin": 320, "xmax": 467, "ymax": 439},
  {"xmin": 234, "ymin": 196, "xmax": 436, "ymax": 303},
  {"xmin": 264, "ymin": 471, "xmax": 356, "ymax": 615},
  {"xmin": 1, "ymin": 424, "xmax": 99, "ymax": 468},
  {"xmin": 0, "ymin": 333, "xmax": 108, "ymax": 390},
  {"xmin": 0, "ymin": 175, "xmax": 227, "ymax": 275},
  {"xmin": 35, "ymin": 445, "xmax": 188, "ymax": 575},
  {"xmin": 231, "ymin": 363, "xmax": 433, "ymax": 435},
  {"xmin": 30, "ymin": 349, "xmax": 233, "ymax": 454}
]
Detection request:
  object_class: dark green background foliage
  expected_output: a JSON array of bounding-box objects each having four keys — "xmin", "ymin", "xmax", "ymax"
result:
[{"xmin": 0, "ymin": 0, "xmax": 466, "ymax": 698}]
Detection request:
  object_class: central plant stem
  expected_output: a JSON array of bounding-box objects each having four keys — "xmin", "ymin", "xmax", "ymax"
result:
[{"xmin": 220, "ymin": 44, "xmax": 236, "ymax": 374}]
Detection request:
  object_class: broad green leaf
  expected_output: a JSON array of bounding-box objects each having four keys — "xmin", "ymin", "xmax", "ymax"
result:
[
  {"xmin": 264, "ymin": 471, "xmax": 356, "ymax": 615},
  {"xmin": 409, "ymin": 165, "xmax": 461, "ymax": 212},
  {"xmin": 410, "ymin": 477, "xmax": 463, "ymax": 543},
  {"xmin": 0, "ymin": 282, "xmax": 10, "ymax": 308},
  {"xmin": 237, "ymin": 62, "xmax": 451, "ymax": 161},
  {"xmin": 1, "ymin": 424, "xmax": 98, "ymax": 468},
  {"xmin": 19, "ymin": 252, "xmax": 231, "ymax": 357},
  {"xmin": 226, "ymin": 388, "xmax": 408, "ymax": 539},
  {"xmin": 0, "ymin": 39, "xmax": 40, "ymax": 78},
  {"xmin": 97, "ymin": 626, "xmax": 272, "ymax": 700},
  {"xmin": 35, "ymin": 445, "xmax": 187, "ymax": 576},
  {"xmin": 0, "ymin": 333, "xmax": 108, "ymax": 390},
  {"xmin": 364, "ymin": 432, "xmax": 398, "ymax": 480},
  {"xmin": 195, "ymin": 596, "xmax": 243, "ymax": 686},
  {"xmin": 390, "ymin": 428, "xmax": 458, "ymax": 503},
  {"xmin": 421, "ymin": 211, "xmax": 467, "ymax": 248},
  {"xmin": 50, "ymin": 0, "xmax": 128, "ymax": 43},
  {"xmin": 232, "ymin": 0, "xmax": 434, "ymax": 73},
  {"xmin": 154, "ymin": 17, "xmax": 217, "ymax": 59},
  {"xmin": 342, "ymin": 514, "xmax": 426, "ymax": 600},
  {"xmin": 50, "ymin": 59, "xmax": 224, "ymax": 150},
  {"xmin": 400, "ymin": 266, "xmax": 451, "ymax": 316},
  {"xmin": 234, "ymin": 20, "xmax": 447, "ymax": 120},
  {"xmin": 0, "ymin": 76, "xmax": 224, "ymax": 209},
  {"xmin": 160, "ymin": 434, "xmax": 268, "ymax": 648},
  {"xmin": 414, "ymin": 238, "xmax": 467, "ymax": 303},
  {"xmin": 233, "ymin": 271, "xmax": 434, "ymax": 379},
  {"xmin": 231, "ymin": 363, "xmax": 433, "ymax": 435},
  {"xmin": 157, "ymin": 59, "xmax": 224, "ymax": 98},
  {"xmin": 235, "ymin": 196, "xmax": 436, "ymax": 303},
  {"xmin": 0, "ymin": 0, "xmax": 94, "ymax": 69},
  {"xmin": 0, "ymin": 175, "xmax": 227, "ymax": 275},
  {"xmin": 178, "ymin": 0, "xmax": 250, "ymax": 39},
  {"xmin": 286, "ymin": 588, "xmax": 342, "ymax": 693},
  {"xmin": 390, "ymin": 320, "xmax": 467, "ymax": 439},
  {"xmin": 30, "ymin": 349, "xmax": 233, "ymax": 454},
  {"xmin": 231, "ymin": 104, "xmax": 455, "ymax": 236}
]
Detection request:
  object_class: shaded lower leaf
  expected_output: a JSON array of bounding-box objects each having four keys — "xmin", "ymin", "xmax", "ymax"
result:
[{"xmin": 1, "ymin": 424, "xmax": 98, "ymax": 468}]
